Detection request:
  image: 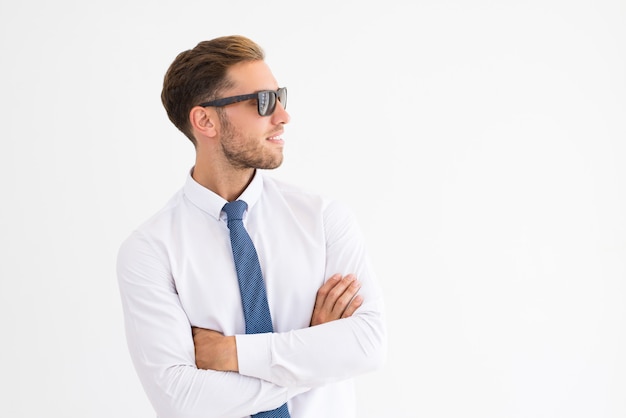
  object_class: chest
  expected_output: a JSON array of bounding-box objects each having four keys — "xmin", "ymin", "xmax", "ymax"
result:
[{"xmin": 169, "ymin": 221, "xmax": 327, "ymax": 335}]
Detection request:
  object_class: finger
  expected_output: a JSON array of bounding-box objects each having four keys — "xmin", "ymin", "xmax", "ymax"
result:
[
  {"xmin": 314, "ymin": 273, "xmax": 341, "ymax": 310},
  {"xmin": 331, "ymin": 276, "xmax": 361, "ymax": 316},
  {"xmin": 341, "ymin": 295, "xmax": 363, "ymax": 318},
  {"xmin": 325, "ymin": 274, "xmax": 357, "ymax": 305}
]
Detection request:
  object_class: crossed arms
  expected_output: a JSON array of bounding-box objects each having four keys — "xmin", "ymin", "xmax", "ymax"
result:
[
  {"xmin": 117, "ymin": 202, "xmax": 387, "ymax": 417},
  {"xmin": 192, "ymin": 273, "xmax": 364, "ymax": 372}
]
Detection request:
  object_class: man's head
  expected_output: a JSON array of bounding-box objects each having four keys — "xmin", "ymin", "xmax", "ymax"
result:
[{"xmin": 161, "ymin": 35, "xmax": 265, "ymax": 144}]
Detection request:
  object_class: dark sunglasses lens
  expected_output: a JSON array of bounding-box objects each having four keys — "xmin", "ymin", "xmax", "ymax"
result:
[
  {"xmin": 257, "ymin": 88, "xmax": 287, "ymax": 116},
  {"xmin": 258, "ymin": 91, "xmax": 275, "ymax": 116},
  {"xmin": 277, "ymin": 88, "xmax": 287, "ymax": 110}
]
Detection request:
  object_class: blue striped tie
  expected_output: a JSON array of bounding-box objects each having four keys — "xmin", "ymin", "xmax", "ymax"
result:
[{"xmin": 223, "ymin": 200, "xmax": 291, "ymax": 418}]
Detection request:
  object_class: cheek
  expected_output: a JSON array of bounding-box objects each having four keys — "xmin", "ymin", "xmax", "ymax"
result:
[
  {"xmin": 225, "ymin": 110, "xmax": 258, "ymax": 132},
  {"xmin": 223, "ymin": 108, "xmax": 271, "ymax": 140},
  {"xmin": 242, "ymin": 121, "xmax": 270, "ymax": 141}
]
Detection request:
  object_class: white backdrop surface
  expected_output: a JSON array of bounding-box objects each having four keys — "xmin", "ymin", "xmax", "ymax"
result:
[{"xmin": 0, "ymin": 1, "xmax": 624, "ymax": 417}]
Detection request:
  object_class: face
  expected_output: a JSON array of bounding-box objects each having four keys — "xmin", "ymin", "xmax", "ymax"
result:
[{"xmin": 216, "ymin": 60, "xmax": 290, "ymax": 170}]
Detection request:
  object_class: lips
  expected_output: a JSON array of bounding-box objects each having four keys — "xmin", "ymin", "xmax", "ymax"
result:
[{"xmin": 267, "ymin": 131, "xmax": 284, "ymax": 141}]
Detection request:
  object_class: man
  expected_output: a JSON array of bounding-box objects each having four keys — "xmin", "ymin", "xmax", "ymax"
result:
[{"xmin": 117, "ymin": 35, "xmax": 387, "ymax": 417}]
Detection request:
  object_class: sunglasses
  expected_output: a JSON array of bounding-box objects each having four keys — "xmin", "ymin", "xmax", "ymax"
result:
[{"xmin": 198, "ymin": 87, "xmax": 287, "ymax": 117}]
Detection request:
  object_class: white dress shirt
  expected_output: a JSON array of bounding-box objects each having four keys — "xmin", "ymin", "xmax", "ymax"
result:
[{"xmin": 116, "ymin": 169, "xmax": 387, "ymax": 418}]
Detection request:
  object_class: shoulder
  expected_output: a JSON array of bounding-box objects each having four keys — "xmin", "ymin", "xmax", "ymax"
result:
[
  {"xmin": 118, "ymin": 189, "xmax": 185, "ymax": 252},
  {"xmin": 139, "ymin": 189, "xmax": 186, "ymax": 231}
]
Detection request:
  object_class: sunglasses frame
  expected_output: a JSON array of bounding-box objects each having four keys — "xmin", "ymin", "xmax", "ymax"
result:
[{"xmin": 198, "ymin": 87, "xmax": 287, "ymax": 116}]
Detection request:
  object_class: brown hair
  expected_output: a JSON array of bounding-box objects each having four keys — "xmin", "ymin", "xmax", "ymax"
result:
[{"xmin": 161, "ymin": 35, "xmax": 265, "ymax": 144}]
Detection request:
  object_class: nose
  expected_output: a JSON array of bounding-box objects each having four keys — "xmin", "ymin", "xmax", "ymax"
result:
[{"xmin": 272, "ymin": 101, "xmax": 290, "ymax": 124}]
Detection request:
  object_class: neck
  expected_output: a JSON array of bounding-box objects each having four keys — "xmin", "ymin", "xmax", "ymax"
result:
[{"xmin": 192, "ymin": 161, "xmax": 256, "ymax": 202}]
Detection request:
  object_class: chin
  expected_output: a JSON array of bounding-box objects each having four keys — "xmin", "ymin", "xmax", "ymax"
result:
[{"xmin": 260, "ymin": 158, "xmax": 283, "ymax": 170}]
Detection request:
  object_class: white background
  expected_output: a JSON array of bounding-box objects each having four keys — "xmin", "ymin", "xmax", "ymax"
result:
[{"xmin": 1, "ymin": 1, "xmax": 625, "ymax": 417}]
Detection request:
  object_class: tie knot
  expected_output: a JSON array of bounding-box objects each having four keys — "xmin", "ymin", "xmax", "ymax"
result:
[{"xmin": 223, "ymin": 200, "xmax": 248, "ymax": 221}]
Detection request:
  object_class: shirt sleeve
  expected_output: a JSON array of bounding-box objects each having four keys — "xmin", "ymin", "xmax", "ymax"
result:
[
  {"xmin": 236, "ymin": 199, "xmax": 388, "ymax": 387},
  {"xmin": 116, "ymin": 231, "xmax": 309, "ymax": 418}
]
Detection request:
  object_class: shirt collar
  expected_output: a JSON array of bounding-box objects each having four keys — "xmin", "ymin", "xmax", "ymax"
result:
[{"xmin": 183, "ymin": 167, "xmax": 264, "ymax": 220}]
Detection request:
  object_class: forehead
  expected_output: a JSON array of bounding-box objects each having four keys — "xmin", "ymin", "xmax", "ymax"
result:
[{"xmin": 225, "ymin": 60, "xmax": 279, "ymax": 93}]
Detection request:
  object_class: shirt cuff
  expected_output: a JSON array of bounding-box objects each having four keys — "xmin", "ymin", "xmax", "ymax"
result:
[{"xmin": 236, "ymin": 332, "xmax": 273, "ymax": 382}]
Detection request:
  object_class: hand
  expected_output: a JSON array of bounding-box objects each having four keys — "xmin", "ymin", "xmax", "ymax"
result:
[
  {"xmin": 191, "ymin": 328, "xmax": 238, "ymax": 371},
  {"xmin": 310, "ymin": 273, "xmax": 363, "ymax": 326}
]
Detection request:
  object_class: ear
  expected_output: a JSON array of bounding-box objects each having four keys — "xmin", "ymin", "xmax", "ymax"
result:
[{"xmin": 189, "ymin": 106, "xmax": 218, "ymax": 139}]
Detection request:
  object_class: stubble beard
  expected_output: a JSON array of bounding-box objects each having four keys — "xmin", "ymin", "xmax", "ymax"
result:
[{"xmin": 219, "ymin": 113, "xmax": 284, "ymax": 170}]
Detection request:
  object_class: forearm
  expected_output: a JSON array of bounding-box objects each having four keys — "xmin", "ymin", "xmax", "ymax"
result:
[
  {"xmin": 194, "ymin": 273, "xmax": 385, "ymax": 387},
  {"xmin": 132, "ymin": 360, "xmax": 308, "ymax": 418},
  {"xmin": 236, "ymin": 299, "xmax": 387, "ymax": 388},
  {"xmin": 122, "ymin": 295, "xmax": 311, "ymax": 417}
]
